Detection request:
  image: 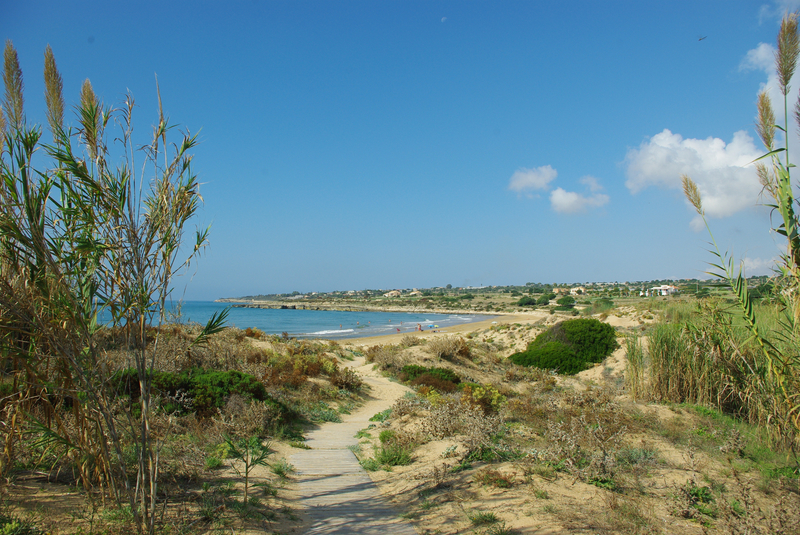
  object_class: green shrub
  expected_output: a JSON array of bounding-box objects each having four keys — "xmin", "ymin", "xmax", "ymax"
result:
[
  {"xmin": 410, "ymin": 373, "xmax": 459, "ymax": 392},
  {"xmin": 189, "ymin": 369, "xmax": 268, "ymax": 413},
  {"xmin": 205, "ymin": 456, "xmax": 224, "ymax": 470},
  {"xmin": 469, "ymin": 511, "xmax": 499, "ymax": 525},
  {"xmin": 508, "ymin": 318, "xmax": 618, "ymax": 375},
  {"xmin": 0, "ymin": 513, "xmax": 45, "ymax": 535},
  {"xmin": 374, "ymin": 443, "xmax": 413, "ymax": 466},
  {"xmin": 330, "ymin": 367, "xmax": 363, "ymax": 391},
  {"xmin": 369, "ymin": 408, "xmax": 392, "ymax": 422},
  {"xmin": 399, "ymin": 365, "xmax": 460, "ymax": 384},
  {"xmin": 556, "ymin": 296, "xmax": 575, "ymax": 307},
  {"xmin": 110, "ymin": 367, "xmax": 281, "ymax": 416},
  {"xmin": 582, "ymin": 298, "xmax": 615, "ymax": 316},
  {"xmin": 379, "ymin": 429, "xmax": 396, "ymax": 444},
  {"xmin": 536, "ymin": 293, "xmax": 556, "ymax": 305},
  {"xmin": 516, "ymin": 296, "xmax": 537, "ymax": 307}
]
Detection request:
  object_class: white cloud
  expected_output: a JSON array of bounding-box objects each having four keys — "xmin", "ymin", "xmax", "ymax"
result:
[
  {"xmin": 626, "ymin": 35, "xmax": 800, "ymax": 225},
  {"xmin": 550, "ymin": 187, "xmax": 609, "ymax": 214},
  {"xmin": 739, "ymin": 42, "xmax": 774, "ymax": 73},
  {"xmin": 510, "ymin": 167, "xmax": 610, "ymax": 213},
  {"xmin": 625, "ymin": 129, "xmax": 762, "ymax": 218},
  {"xmin": 759, "ymin": 1, "xmax": 800, "ymax": 24},
  {"xmin": 579, "ymin": 175, "xmax": 603, "ymax": 192},
  {"xmin": 508, "ymin": 165, "xmax": 557, "ymax": 195},
  {"xmin": 743, "ymin": 256, "xmax": 778, "ymax": 275}
]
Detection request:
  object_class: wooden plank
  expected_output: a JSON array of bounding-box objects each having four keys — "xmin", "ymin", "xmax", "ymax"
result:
[{"xmin": 288, "ymin": 359, "xmax": 418, "ymax": 534}]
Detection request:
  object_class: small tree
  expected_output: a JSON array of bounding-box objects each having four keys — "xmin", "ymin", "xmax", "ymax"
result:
[
  {"xmin": 537, "ymin": 293, "xmax": 556, "ymax": 305},
  {"xmin": 557, "ymin": 296, "xmax": 575, "ymax": 307},
  {"xmin": 224, "ymin": 435, "xmax": 274, "ymax": 508}
]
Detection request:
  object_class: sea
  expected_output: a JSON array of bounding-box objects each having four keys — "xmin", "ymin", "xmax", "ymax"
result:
[{"xmin": 159, "ymin": 301, "xmax": 492, "ymax": 341}]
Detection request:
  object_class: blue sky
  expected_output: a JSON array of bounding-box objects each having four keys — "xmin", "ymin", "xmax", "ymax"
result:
[{"xmin": 4, "ymin": 1, "xmax": 798, "ymax": 299}]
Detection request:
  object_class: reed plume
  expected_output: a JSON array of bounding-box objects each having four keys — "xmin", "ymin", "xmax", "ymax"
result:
[
  {"xmin": 757, "ymin": 91, "xmax": 775, "ymax": 150},
  {"xmin": 777, "ymin": 13, "xmax": 799, "ymax": 97},
  {"xmin": 79, "ymin": 79, "xmax": 100, "ymax": 162},
  {"xmin": 680, "ymin": 13, "xmax": 800, "ymax": 455},
  {"xmin": 681, "ymin": 175, "xmax": 702, "ymax": 215},
  {"xmin": 3, "ymin": 40, "xmax": 24, "ymax": 131},
  {"xmin": 43, "ymin": 45, "xmax": 63, "ymax": 140}
]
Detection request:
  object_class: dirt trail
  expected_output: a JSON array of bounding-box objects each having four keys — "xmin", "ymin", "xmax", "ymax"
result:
[{"xmin": 289, "ymin": 355, "xmax": 418, "ymax": 534}]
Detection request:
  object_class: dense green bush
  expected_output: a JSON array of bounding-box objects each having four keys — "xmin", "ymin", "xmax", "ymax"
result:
[
  {"xmin": 536, "ymin": 293, "xmax": 556, "ymax": 305},
  {"xmin": 111, "ymin": 367, "xmax": 274, "ymax": 414},
  {"xmin": 556, "ymin": 296, "xmax": 575, "ymax": 307},
  {"xmin": 508, "ymin": 318, "xmax": 618, "ymax": 375},
  {"xmin": 516, "ymin": 296, "xmax": 537, "ymax": 306},
  {"xmin": 509, "ymin": 340, "xmax": 583, "ymax": 374},
  {"xmin": 584, "ymin": 298, "xmax": 615, "ymax": 315},
  {"xmin": 399, "ymin": 364, "xmax": 460, "ymax": 384}
]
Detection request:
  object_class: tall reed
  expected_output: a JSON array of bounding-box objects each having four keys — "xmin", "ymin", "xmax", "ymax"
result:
[
  {"xmin": 681, "ymin": 13, "xmax": 800, "ymax": 455},
  {"xmin": 624, "ymin": 335, "xmax": 646, "ymax": 401},
  {"xmin": 0, "ymin": 41, "xmax": 224, "ymax": 533}
]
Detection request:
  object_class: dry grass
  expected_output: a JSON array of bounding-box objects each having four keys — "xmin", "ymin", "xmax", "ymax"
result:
[
  {"xmin": 427, "ymin": 336, "xmax": 471, "ymax": 361},
  {"xmin": 365, "ymin": 343, "xmax": 409, "ymax": 371}
]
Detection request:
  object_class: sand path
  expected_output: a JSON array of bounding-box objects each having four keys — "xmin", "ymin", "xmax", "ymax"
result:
[{"xmin": 289, "ymin": 356, "xmax": 418, "ymax": 534}]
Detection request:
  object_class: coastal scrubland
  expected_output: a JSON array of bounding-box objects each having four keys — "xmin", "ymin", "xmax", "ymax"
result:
[
  {"xmin": 1, "ymin": 299, "xmax": 798, "ymax": 534},
  {"xmin": 342, "ymin": 300, "xmax": 799, "ymax": 534},
  {"xmin": 3, "ymin": 14, "xmax": 800, "ymax": 535}
]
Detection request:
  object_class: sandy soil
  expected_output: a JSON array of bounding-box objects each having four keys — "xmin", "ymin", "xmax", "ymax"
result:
[
  {"xmin": 5, "ymin": 308, "xmax": 795, "ymax": 534},
  {"xmin": 328, "ymin": 310, "xmax": 797, "ymax": 535}
]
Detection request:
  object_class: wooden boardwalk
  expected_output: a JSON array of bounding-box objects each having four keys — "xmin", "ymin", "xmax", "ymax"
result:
[{"xmin": 289, "ymin": 362, "xmax": 417, "ymax": 534}]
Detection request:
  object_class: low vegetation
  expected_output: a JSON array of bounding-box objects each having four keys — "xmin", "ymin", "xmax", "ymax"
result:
[
  {"xmin": 3, "ymin": 14, "xmax": 800, "ymax": 535},
  {"xmin": 350, "ymin": 314, "xmax": 798, "ymax": 534},
  {"xmin": 508, "ymin": 318, "xmax": 618, "ymax": 374}
]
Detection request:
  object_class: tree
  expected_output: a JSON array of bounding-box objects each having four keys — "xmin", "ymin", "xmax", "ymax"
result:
[
  {"xmin": 0, "ymin": 41, "xmax": 224, "ymax": 533},
  {"xmin": 224, "ymin": 435, "xmax": 273, "ymax": 509},
  {"xmin": 557, "ymin": 296, "xmax": 575, "ymax": 307},
  {"xmin": 537, "ymin": 293, "xmax": 556, "ymax": 305}
]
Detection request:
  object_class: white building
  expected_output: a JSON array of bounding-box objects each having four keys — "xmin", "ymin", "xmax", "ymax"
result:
[{"xmin": 645, "ymin": 285, "xmax": 678, "ymax": 296}]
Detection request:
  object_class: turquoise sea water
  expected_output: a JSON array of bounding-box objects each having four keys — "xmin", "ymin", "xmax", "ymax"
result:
[{"xmin": 167, "ymin": 301, "xmax": 491, "ymax": 340}]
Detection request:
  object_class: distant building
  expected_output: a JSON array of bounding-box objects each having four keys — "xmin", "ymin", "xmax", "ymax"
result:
[
  {"xmin": 645, "ymin": 285, "xmax": 678, "ymax": 296},
  {"xmin": 570, "ymin": 286, "xmax": 586, "ymax": 296},
  {"xmin": 383, "ymin": 290, "xmax": 402, "ymax": 298}
]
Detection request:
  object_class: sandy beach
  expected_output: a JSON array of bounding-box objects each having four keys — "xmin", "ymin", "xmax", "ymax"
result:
[{"xmin": 343, "ymin": 310, "xmax": 550, "ymax": 346}]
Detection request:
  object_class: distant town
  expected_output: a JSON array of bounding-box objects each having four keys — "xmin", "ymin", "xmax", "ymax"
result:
[{"xmin": 219, "ymin": 276, "xmax": 773, "ymax": 313}]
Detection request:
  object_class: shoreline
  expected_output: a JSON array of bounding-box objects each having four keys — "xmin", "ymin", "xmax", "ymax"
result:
[
  {"xmin": 216, "ymin": 298, "xmax": 513, "ymax": 317},
  {"xmin": 341, "ymin": 310, "xmax": 549, "ymax": 346}
]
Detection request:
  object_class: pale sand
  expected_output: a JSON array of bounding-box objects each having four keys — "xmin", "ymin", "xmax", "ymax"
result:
[{"xmin": 344, "ymin": 310, "xmax": 549, "ymax": 347}]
